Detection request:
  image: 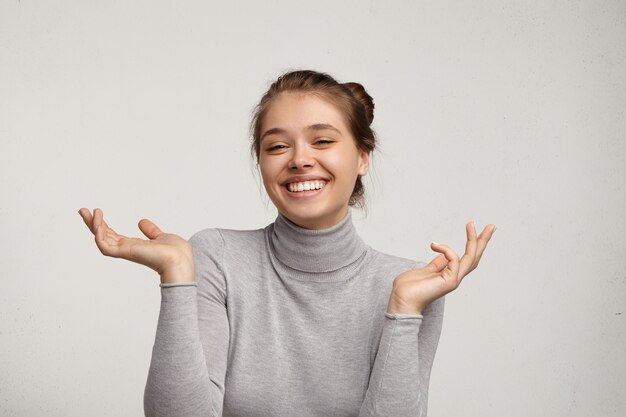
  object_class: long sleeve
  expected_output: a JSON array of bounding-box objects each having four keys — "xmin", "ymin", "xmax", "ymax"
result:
[
  {"xmin": 359, "ymin": 297, "xmax": 445, "ymax": 417},
  {"xmin": 144, "ymin": 216, "xmax": 446, "ymax": 416},
  {"xmin": 144, "ymin": 229, "xmax": 229, "ymax": 417}
]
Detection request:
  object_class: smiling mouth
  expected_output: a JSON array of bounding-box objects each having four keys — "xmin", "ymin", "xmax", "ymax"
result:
[{"xmin": 285, "ymin": 180, "xmax": 327, "ymax": 193}]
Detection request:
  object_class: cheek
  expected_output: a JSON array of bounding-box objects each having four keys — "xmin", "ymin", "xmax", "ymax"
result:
[
  {"xmin": 324, "ymin": 151, "xmax": 360, "ymax": 182},
  {"xmin": 258, "ymin": 159, "xmax": 280, "ymax": 189},
  {"xmin": 258, "ymin": 156, "xmax": 270, "ymax": 177},
  {"xmin": 259, "ymin": 169, "xmax": 272, "ymax": 189}
]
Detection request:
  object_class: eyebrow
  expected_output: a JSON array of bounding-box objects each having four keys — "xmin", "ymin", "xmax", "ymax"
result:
[{"xmin": 260, "ymin": 123, "xmax": 342, "ymax": 142}]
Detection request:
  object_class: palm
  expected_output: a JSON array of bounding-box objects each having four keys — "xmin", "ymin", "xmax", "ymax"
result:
[
  {"xmin": 388, "ymin": 221, "xmax": 496, "ymax": 315},
  {"xmin": 78, "ymin": 208, "xmax": 194, "ymax": 281}
]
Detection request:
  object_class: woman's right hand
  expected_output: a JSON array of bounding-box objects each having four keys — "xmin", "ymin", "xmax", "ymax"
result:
[{"xmin": 78, "ymin": 208, "xmax": 195, "ymax": 284}]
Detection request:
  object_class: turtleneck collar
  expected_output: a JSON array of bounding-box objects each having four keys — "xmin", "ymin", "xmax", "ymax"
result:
[{"xmin": 266, "ymin": 210, "xmax": 369, "ymax": 281}]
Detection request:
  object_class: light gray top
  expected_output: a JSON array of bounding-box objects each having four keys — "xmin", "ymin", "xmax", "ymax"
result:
[{"xmin": 144, "ymin": 211, "xmax": 445, "ymax": 417}]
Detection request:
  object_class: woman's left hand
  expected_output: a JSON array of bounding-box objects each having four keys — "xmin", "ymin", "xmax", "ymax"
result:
[{"xmin": 387, "ymin": 222, "xmax": 496, "ymax": 315}]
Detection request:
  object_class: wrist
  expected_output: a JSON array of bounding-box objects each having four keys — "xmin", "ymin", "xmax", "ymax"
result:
[
  {"xmin": 160, "ymin": 264, "xmax": 195, "ymax": 285},
  {"xmin": 386, "ymin": 295, "xmax": 423, "ymax": 316}
]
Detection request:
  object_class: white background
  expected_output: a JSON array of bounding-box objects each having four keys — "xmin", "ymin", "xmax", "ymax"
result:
[{"xmin": 1, "ymin": 1, "xmax": 625, "ymax": 416}]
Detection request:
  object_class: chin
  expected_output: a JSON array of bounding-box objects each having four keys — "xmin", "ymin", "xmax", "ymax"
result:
[{"xmin": 283, "ymin": 211, "xmax": 323, "ymax": 227}]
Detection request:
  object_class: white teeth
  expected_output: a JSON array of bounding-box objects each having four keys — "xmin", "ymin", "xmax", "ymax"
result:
[{"xmin": 287, "ymin": 181, "xmax": 326, "ymax": 192}]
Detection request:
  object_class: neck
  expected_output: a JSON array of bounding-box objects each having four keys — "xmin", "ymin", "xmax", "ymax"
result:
[
  {"xmin": 281, "ymin": 208, "xmax": 349, "ymax": 230},
  {"xmin": 269, "ymin": 210, "xmax": 367, "ymax": 274}
]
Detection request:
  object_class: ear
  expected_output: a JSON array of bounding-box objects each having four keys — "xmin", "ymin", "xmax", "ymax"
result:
[{"xmin": 357, "ymin": 149, "xmax": 370, "ymax": 176}]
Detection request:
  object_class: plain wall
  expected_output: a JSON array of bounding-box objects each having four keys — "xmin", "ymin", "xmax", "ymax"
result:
[{"xmin": 1, "ymin": 1, "xmax": 625, "ymax": 416}]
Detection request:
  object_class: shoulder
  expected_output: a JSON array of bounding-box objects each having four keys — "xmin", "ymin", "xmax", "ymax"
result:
[
  {"xmin": 189, "ymin": 226, "xmax": 265, "ymax": 255},
  {"xmin": 366, "ymin": 246, "xmax": 427, "ymax": 274},
  {"xmin": 189, "ymin": 227, "xmax": 224, "ymax": 248},
  {"xmin": 187, "ymin": 226, "xmax": 266, "ymax": 296}
]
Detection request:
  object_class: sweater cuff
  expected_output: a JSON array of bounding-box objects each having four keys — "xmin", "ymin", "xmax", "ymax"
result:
[
  {"xmin": 384, "ymin": 312, "xmax": 423, "ymax": 320},
  {"xmin": 159, "ymin": 281, "xmax": 197, "ymax": 288},
  {"xmin": 159, "ymin": 283, "xmax": 197, "ymax": 306}
]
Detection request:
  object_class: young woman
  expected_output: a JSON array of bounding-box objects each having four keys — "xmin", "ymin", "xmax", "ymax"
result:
[{"xmin": 79, "ymin": 70, "xmax": 495, "ymax": 417}]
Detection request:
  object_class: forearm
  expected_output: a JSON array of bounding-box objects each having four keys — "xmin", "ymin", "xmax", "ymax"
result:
[
  {"xmin": 144, "ymin": 284, "xmax": 216, "ymax": 417},
  {"xmin": 359, "ymin": 313, "xmax": 425, "ymax": 417}
]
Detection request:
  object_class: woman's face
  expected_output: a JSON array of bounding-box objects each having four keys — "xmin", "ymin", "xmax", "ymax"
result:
[{"xmin": 258, "ymin": 92, "xmax": 369, "ymax": 230}]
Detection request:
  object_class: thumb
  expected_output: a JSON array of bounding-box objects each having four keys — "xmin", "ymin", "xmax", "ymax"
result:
[
  {"xmin": 425, "ymin": 253, "xmax": 448, "ymax": 273},
  {"xmin": 138, "ymin": 218, "xmax": 163, "ymax": 240}
]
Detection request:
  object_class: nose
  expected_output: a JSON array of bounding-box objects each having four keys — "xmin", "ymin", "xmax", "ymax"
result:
[{"xmin": 288, "ymin": 144, "xmax": 314, "ymax": 170}]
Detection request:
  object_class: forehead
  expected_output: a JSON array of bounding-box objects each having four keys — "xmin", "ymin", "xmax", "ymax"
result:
[{"xmin": 261, "ymin": 92, "xmax": 348, "ymax": 132}]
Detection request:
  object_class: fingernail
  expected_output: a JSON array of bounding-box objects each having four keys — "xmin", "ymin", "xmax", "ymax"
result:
[{"xmin": 431, "ymin": 241, "xmax": 438, "ymax": 246}]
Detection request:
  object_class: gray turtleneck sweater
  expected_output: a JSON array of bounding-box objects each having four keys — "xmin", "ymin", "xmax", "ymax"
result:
[{"xmin": 144, "ymin": 212, "xmax": 445, "ymax": 417}]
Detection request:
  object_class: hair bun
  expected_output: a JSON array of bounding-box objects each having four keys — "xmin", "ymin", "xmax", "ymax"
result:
[{"xmin": 343, "ymin": 82, "xmax": 374, "ymax": 125}]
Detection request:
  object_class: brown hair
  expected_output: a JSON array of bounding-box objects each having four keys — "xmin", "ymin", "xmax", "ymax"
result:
[{"xmin": 250, "ymin": 69, "xmax": 376, "ymax": 208}]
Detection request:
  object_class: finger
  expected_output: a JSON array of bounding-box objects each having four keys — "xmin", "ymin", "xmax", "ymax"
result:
[
  {"xmin": 93, "ymin": 223, "xmax": 121, "ymax": 257},
  {"xmin": 138, "ymin": 218, "xmax": 163, "ymax": 240},
  {"xmin": 474, "ymin": 224, "xmax": 497, "ymax": 265},
  {"xmin": 92, "ymin": 213, "xmax": 124, "ymax": 257},
  {"xmin": 94, "ymin": 219, "xmax": 103, "ymax": 242},
  {"xmin": 93, "ymin": 217, "xmax": 111, "ymax": 254},
  {"xmin": 430, "ymin": 242, "xmax": 460, "ymax": 280},
  {"xmin": 93, "ymin": 208, "xmax": 103, "ymax": 232},
  {"xmin": 425, "ymin": 253, "xmax": 448, "ymax": 273},
  {"xmin": 459, "ymin": 221, "xmax": 478, "ymax": 277},
  {"xmin": 78, "ymin": 208, "xmax": 94, "ymax": 232},
  {"xmin": 93, "ymin": 208, "xmax": 107, "ymax": 246}
]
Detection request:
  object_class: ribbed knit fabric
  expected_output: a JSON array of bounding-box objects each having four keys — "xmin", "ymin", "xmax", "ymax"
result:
[{"xmin": 144, "ymin": 211, "xmax": 445, "ymax": 417}]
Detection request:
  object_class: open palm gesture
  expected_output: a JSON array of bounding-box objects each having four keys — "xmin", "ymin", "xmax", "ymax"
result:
[
  {"xmin": 78, "ymin": 208, "xmax": 195, "ymax": 284},
  {"xmin": 387, "ymin": 221, "xmax": 496, "ymax": 315}
]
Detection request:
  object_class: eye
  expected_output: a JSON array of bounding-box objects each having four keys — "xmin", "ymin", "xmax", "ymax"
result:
[
  {"xmin": 314, "ymin": 138, "xmax": 334, "ymax": 146},
  {"xmin": 266, "ymin": 144, "xmax": 288, "ymax": 152}
]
